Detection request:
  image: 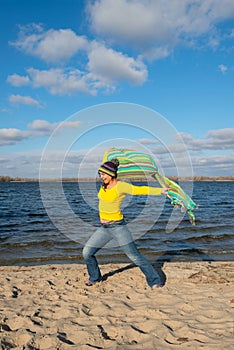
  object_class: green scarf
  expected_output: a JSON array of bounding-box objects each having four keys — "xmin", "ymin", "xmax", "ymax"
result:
[{"xmin": 102, "ymin": 148, "xmax": 198, "ymax": 225}]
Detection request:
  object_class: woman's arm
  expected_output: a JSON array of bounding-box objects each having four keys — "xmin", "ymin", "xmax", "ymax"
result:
[{"xmin": 117, "ymin": 181, "xmax": 169, "ymax": 196}]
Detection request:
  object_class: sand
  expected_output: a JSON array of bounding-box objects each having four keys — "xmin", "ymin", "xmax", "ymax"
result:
[{"xmin": 0, "ymin": 261, "xmax": 233, "ymax": 349}]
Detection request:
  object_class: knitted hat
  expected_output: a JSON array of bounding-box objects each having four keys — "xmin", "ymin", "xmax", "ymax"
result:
[{"xmin": 98, "ymin": 158, "xmax": 119, "ymax": 177}]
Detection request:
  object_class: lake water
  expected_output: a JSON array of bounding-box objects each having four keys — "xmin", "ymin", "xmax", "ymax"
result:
[{"xmin": 0, "ymin": 181, "xmax": 233, "ymax": 266}]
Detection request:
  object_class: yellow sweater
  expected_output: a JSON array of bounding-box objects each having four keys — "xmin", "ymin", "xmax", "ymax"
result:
[{"xmin": 98, "ymin": 181, "xmax": 162, "ymax": 221}]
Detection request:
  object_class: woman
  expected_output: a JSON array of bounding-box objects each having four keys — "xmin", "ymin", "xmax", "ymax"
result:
[{"xmin": 82, "ymin": 159, "xmax": 170, "ymax": 289}]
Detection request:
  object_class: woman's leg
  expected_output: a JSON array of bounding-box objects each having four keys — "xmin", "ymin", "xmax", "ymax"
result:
[
  {"xmin": 111, "ymin": 223, "xmax": 161, "ymax": 287},
  {"xmin": 121, "ymin": 241, "xmax": 161, "ymax": 287},
  {"xmin": 82, "ymin": 226, "xmax": 111, "ymax": 282}
]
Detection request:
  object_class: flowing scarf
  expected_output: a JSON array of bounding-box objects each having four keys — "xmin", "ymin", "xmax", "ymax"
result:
[{"xmin": 102, "ymin": 148, "xmax": 198, "ymax": 225}]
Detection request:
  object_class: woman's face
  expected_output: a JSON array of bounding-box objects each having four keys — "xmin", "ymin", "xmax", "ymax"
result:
[{"xmin": 99, "ymin": 171, "xmax": 112, "ymax": 184}]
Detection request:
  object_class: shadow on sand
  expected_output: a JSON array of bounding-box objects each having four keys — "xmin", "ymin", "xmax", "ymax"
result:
[{"xmin": 101, "ymin": 246, "xmax": 214, "ymax": 286}]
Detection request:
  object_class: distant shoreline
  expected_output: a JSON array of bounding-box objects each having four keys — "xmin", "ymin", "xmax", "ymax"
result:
[{"xmin": 1, "ymin": 176, "xmax": 234, "ymax": 182}]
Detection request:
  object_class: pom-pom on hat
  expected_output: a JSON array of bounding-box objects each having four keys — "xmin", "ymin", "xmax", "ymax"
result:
[{"xmin": 98, "ymin": 158, "xmax": 119, "ymax": 177}]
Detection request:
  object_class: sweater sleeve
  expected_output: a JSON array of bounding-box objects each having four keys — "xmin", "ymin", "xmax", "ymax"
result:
[{"xmin": 117, "ymin": 181, "xmax": 162, "ymax": 196}]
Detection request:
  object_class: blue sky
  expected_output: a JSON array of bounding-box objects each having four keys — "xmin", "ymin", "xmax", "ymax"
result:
[{"xmin": 0, "ymin": 0, "xmax": 234, "ymax": 178}]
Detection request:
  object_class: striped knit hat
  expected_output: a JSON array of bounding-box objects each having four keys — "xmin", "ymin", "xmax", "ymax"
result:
[{"xmin": 98, "ymin": 159, "xmax": 119, "ymax": 177}]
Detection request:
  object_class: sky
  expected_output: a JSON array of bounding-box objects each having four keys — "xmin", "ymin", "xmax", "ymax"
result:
[{"xmin": 0, "ymin": 0, "xmax": 234, "ymax": 178}]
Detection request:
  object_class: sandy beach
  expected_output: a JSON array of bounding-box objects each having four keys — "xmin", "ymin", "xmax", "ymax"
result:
[{"xmin": 0, "ymin": 261, "xmax": 233, "ymax": 349}]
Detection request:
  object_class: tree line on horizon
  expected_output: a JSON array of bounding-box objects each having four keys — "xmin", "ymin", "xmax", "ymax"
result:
[{"xmin": 0, "ymin": 175, "xmax": 234, "ymax": 182}]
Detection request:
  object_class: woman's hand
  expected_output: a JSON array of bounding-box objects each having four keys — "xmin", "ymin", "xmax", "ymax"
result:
[{"xmin": 161, "ymin": 187, "xmax": 171, "ymax": 195}]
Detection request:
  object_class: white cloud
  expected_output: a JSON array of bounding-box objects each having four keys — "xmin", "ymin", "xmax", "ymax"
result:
[
  {"xmin": 2, "ymin": 147, "xmax": 233, "ymax": 178},
  {"xmin": 28, "ymin": 119, "xmax": 59, "ymax": 134},
  {"xmin": 9, "ymin": 46, "xmax": 147, "ymax": 96},
  {"xmin": 138, "ymin": 138, "xmax": 160, "ymax": 145},
  {"xmin": 35, "ymin": 29, "xmax": 88, "ymax": 63},
  {"xmin": 218, "ymin": 64, "xmax": 228, "ymax": 74},
  {"xmin": 191, "ymin": 154, "xmax": 234, "ymax": 175},
  {"xmin": 10, "ymin": 24, "xmax": 88, "ymax": 63},
  {"xmin": 7, "ymin": 74, "xmax": 30, "ymax": 87},
  {"xmin": 179, "ymin": 128, "xmax": 234, "ymax": 150},
  {"xmin": 0, "ymin": 151, "xmax": 43, "ymax": 178},
  {"xmin": 1, "ymin": 137, "xmax": 233, "ymax": 177},
  {"xmin": 27, "ymin": 68, "xmax": 91, "ymax": 95},
  {"xmin": 0, "ymin": 158, "xmax": 8, "ymax": 163},
  {"xmin": 89, "ymin": 0, "xmax": 176, "ymax": 43},
  {"xmin": 28, "ymin": 119, "xmax": 81, "ymax": 133},
  {"xmin": 0, "ymin": 119, "xmax": 82, "ymax": 147},
  {"xmin": 0, "ymin": 108, "xmax": 10, "ymax": 114},
  {"xmin": 140, "ymin": 128, "xmax": 234, "ymax": 154},
  {"xmin": 87, "ymin": 43, "xmax": 147, "ymax": 88},
  {"xmin": 88, "ymin": 0, "xmax": 234, "ymax": 59},
  {"xmin": 0, "ymin": 149, "xmax": 100, "ymax": 178},
  {"xmin": 13, "ymin": 0, "xmax": 233, "ymax": 65},
  {"xmin": 138, "ymin": 128, "xmax": 234, "ymax": 175},
  {"xmin": 59, "ymin": 121, "xmax": 81, "ymax": 129},
  {"xmin": 230, "ymin": 29, "xmax": 234, "ymax": 38},
  {"xmin": 6, "ymin": 1, "xmax": 234, "ymax": 97},
  {"xmin": 9, "ymin": 21, "xmax": 148, "ymax": 95},
  {"xmin": 9, "ymin": 94, "xmax": 42, "ymax": 108},
  {"xmin": 149, "ymin": 148, "xmax": 234, "ymax": 176},
  {"xmin": 0, "ymin": 128, "xmax": 30, "ymax": 146}
]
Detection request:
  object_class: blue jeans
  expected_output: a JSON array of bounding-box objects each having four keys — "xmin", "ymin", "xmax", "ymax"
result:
[{"xmin": 82, "ymin": 220, "xmax": 161, "ymax": 287}]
